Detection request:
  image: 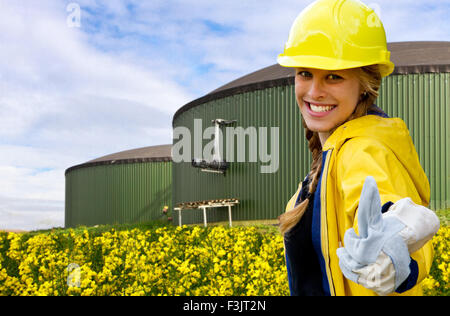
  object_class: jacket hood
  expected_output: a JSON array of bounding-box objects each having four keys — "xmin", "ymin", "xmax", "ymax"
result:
[
  {"xmin": 324, "ymin": 114, "xmax": 413, "ymax": 152},
  {"xmin": 323, "ymin": 114, "xmax": 430, "ymax": 205}
]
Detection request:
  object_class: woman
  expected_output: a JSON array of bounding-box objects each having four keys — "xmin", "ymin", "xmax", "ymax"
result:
[{"xmin": 277, "ymin": 0, "xmax": 440, "ymax": 296}]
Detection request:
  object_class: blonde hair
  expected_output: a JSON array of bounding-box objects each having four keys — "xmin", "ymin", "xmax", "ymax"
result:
[{"xmin": 279, "ymin": 65, "xmax": 382, "ymax": 235}]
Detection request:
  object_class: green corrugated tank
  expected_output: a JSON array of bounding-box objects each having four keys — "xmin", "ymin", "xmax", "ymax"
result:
[
  {"xmin": 65, "ymin": 145, "xmax": 172, "ymax": 228},
  {"xmin": 172, "ymin": 41, "xmax": 450, "ymax": 226}
]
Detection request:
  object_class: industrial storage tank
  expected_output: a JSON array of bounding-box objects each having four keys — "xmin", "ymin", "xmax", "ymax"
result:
[
  {"xmin": 65, "ymin": 144, "xmax": 172, "ymax": 228},
  {"xmin": 172, "ymin": 41, "xmax": 450, "ymax": 226}
]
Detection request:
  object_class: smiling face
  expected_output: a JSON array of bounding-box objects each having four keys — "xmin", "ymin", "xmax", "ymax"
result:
[{"xmin": 295, "ymin": 67, "xmax": 363, "ymax": 145}]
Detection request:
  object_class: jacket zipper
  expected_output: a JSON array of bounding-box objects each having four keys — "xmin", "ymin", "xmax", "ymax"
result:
[{"xmin": 320, "ymin": 149, "xmax": 335, "ymax": 296}]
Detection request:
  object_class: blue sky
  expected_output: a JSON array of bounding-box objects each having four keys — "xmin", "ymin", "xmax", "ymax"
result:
[{"xmin": 0, "ymin": 0, "xmax": 449, "ymax": 231}]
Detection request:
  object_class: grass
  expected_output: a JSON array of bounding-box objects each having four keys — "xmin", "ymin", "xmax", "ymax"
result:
[
  {"xmin": 436, "ymin": 208, "xmax": 449, "ymax": 226},
  {"xmin": 26, "ymin": 219, "xmax": 280, "ymax": 237},
  {"xmin": 28, "ymin": 207, "xmax": 448, "ymax": 237},
  {"xmin": 26, "ymin": 219, "xmax": 170, "ymax": 236}
]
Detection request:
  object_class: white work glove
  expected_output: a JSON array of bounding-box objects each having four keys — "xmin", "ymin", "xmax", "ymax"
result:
[
  {"xmin": 336, "ymin": 176, "xmax": 439, "ymax": 296},
  {"xmin": 383, "ymin": 197, "xmax": 440, "ymax": 254}
]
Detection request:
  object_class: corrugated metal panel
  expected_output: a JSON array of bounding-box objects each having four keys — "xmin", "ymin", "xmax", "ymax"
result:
[
  {"xmin": 173, "ymin": 72, "xmax": 449, "ymax": 225},
  {"xmin": 172, "ymin": 84, "xmax": 311, "ymax": 225},
  {"xmin": 65, "ymin": 161, "xmax": 172, "ymax": 227},
  {"xmin": 378, "ymin": 73, "xmax": 449, "ymax": 210}
]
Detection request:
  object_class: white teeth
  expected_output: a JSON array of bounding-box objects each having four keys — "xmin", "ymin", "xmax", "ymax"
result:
[{"xmin": 309, "ymin": 103, "xmax": 336, "ymax": 113}]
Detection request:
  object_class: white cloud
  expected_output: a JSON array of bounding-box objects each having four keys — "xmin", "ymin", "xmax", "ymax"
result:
[
  {"xmin": 0, "ymin": 199, "xmax": 64, "ymax": 231},
  {"xmin": 0, "ymin": 165, "xmax": 65, "ymax": 231},
  {"xmin": 0, "ymin": 1, "xmax": 192, "ymax": 230},
  {"xmin": 373, "ymin": 1, "xmax": 450, "ymax": 42},
  {"xmin": 0, "ymin": 165, "xmax": 63, "ymax": 201}
]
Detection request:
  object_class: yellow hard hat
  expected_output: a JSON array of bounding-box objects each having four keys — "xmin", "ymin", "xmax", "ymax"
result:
[{"xmin": 277, "ymin": 0, "xmax": 395, "ymax": 77}]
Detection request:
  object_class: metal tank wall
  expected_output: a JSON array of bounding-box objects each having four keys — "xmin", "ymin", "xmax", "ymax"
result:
[
  {"xmin": 377, "ymin": 72, "xmax": 450, "ymax": 210},
  {"xmin": 172, "ymin": 72, "xmax": 449, "ymax": 225},
  {"xmin": 65, "ymin": 161, "xmax": 172, "ymax": 228},
  {"xmin": 172, "ymin": 84, "xmax": 309, "ymax": 225}
]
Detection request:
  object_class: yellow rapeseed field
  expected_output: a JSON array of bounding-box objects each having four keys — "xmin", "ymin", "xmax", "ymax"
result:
[
  {"xmin": 0, "ymin": 225, "xmax": 289, "ymax": 296},
  {"xmin": 422, "ymin": 226, "xmax": 450, "ymax": 296},
  {"xmin": 0, "ymin": 224, "xmax": 448, "ymax": 296}
]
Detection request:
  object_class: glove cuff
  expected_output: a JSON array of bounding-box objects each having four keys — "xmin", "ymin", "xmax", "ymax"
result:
[
  {"xmin": 381, "ymin": 231, "xmax": 411, "ymax": 291},
  {"xmin": 383, "ymin": 197, "xmax": 440, "ymax": 253}
]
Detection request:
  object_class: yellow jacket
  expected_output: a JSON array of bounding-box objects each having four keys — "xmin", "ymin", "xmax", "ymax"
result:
[{"xmin": 285, "ymin": 114, "xmax": 433, "ymax": 296}]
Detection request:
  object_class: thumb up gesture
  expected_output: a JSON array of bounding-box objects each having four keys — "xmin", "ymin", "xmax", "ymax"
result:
[{"xmin": 337, "ymin": 176, "xmax": 411, "ymax": 295}]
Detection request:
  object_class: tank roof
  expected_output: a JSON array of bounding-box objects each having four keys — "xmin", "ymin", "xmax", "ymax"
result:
[
  {"xmin": 65, "ymin": 144, "xmax": 172, "ymax": 175},
  {"xmin": 173, "ymin": 41, "xmax": 450, "ymax": 123}
]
